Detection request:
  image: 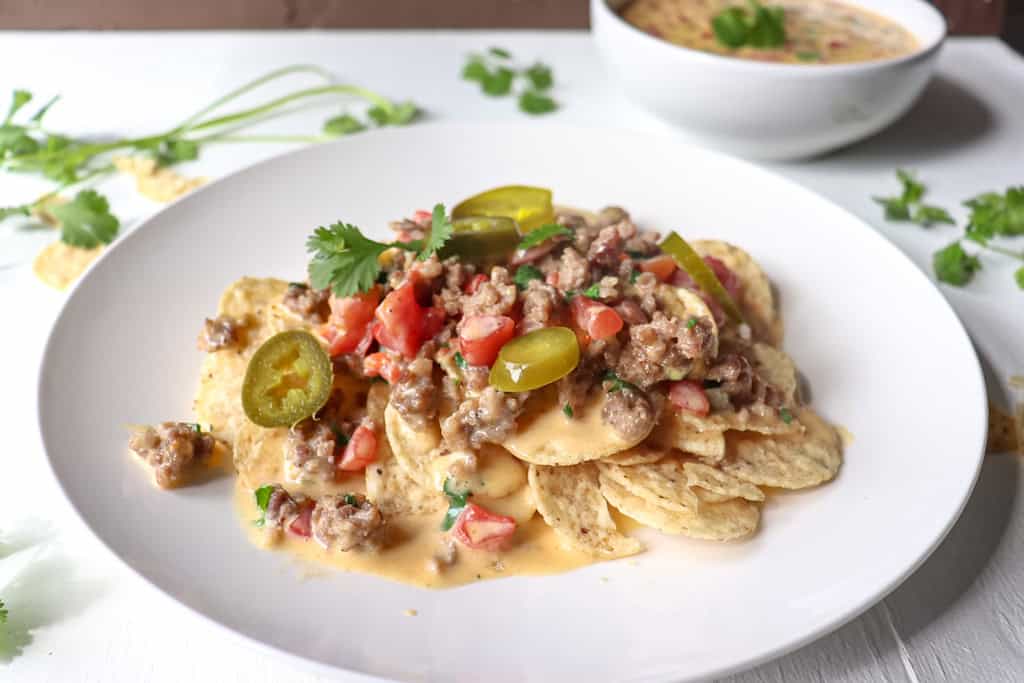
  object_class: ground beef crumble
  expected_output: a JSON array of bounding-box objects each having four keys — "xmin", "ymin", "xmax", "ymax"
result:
[
  {"xmin": 390, "ymin": 357, "xmax": 438, "ymax": 430},
  {"xmin": 602, "ymin": 387, "xmax": 659, "ymax": 443},
  {"xmin": 441, "ymin": 387, "xmax": 529, "ymax": 450},
  {"xmin": 128, "ymin": 422, "xmax": 217, "ymax": 488},
  {"xmin": 197, "ymin": 315, "xmax": 243, "ymax": 352},
  {"xmin": 285, "ymin": 419, "xmax": 337, "ymax": 483},
  {"xmin": 282, "ymin": 282, "xmax": 330, "ymax": 323},
  {"xmin": 312, "ymin": 494, "xmax": 386, "ymax": 551},
  {"xmin": 463, "ymin": 266, "xmax": 517, "ymax": 316}
]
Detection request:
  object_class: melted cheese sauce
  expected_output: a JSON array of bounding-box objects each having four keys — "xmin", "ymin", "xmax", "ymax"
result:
[
  {"xmin": 621, "ymin": 0, "xmax": 918, "ymax": 64},
  {"xmin": 235, "ymin": 482, "xmax": 593, "ymax": 589}
]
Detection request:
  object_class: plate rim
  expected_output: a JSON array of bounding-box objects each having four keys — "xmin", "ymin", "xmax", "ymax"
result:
[{"xmin": 36, "ymin": 122, "xmax": 988, "ymax": 682}]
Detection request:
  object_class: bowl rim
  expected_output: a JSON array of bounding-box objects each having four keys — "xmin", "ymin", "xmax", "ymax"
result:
[{"xmin": 592, "ymin": 0, "xmax": 948, "ymax": 75}]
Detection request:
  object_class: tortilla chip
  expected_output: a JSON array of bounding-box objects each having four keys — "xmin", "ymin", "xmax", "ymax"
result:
[
  {"xmin": 722, "ymin": 408, "xmax": 842, "ymax": 489},
  {"xmin": 676, "ymin": 407, "xmax": 802, "ymax": 435},
  {"xmin": 601, "ymin": 445, "xmax": 668, "ymax": 466},
  {"xmin": 597, "ymin": 460, "xmax": 700, "ymax": 513},
  {"xmin": 599, "ymin": 474, "xmax": 759, "ymax": 541},
  {"xmin": 683, "ymin": 461, "xmax": 765, "ymax": 502},
  {"xmin": 383, "ymin": 402, "xmax": 440, "ymax": 489},
  {"xmin": 33, "ymin": 240, "xmax": 104, "ymax": 290},
  {"xmin": 366, "ymin": 446, "xmax": 445, "ymax": 516},
  {"xmin": 692, "ymin": 239, "xmax": 781, "ymax": 345},
  {"xmin": 505, "ymin": 389, "xmax": 651, "ymax": 466},
  {"xmin": 528, "ymin": 464, "xmax": 643, "ymax": 559},
  {"xmin": 232, "ymin": 420, "xmax": 285, "ymax": 491},
  {"xmin": 750, "ymin": 343, "xmax": 799, "ymax": 404},
  {"xmin": 649, "ymin": 418, "xmax": 727, "ymax": 461}
]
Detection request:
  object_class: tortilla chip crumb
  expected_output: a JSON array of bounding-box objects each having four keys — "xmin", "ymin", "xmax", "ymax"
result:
[
  {"xmin": 114, "ymin": 155, "xmax": 206, "ymax": 202},
  {"xmin": 987, "ymin": 401, "xmax": 1020, "ymax": 455},
  {"xmin": 404, "ymin": 609, "xmax": 418, "ymax": 617},
  {"xmin": 33, "ymin": 240, "xmax": 104, "ymax": 290}
]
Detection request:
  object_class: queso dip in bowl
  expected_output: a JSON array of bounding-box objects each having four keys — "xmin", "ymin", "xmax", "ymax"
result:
[{"xmin": 592, "ymin": 0, "xmax": 946, "ymax": 159}]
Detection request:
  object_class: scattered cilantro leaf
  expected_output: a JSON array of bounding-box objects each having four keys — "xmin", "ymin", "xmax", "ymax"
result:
[
  {"xmin": 462, "ymin": 58, "xmax": 489, "ymax": 83},
  {"xmin": 306, "ymin": 222, "xmax": 396, "ymax": 297},
  {"xmin": 563, "ymin": 403, "xmax": 573, "ymax": 418},
  {"xmin": 324, "ymin": 113, "xmax": 366, "ymax": 136},
  {"xmin": 779, "ymin": 407, "xmax": 793, "ymax": 424},
  {"xmin": 712, "ymin": 7, "xmax": 749, "ymax": 47},
  {"xmin": 488, "ymin": 47, "xmax": 512, "ymax": 59},
  {"xmin": 441, "ymin": 477, "xmax": 471, "ymax": 531},
  {"xmin": 329, "ymin": 423, "xmax": 350, "ymax": 445},
  {"xmin": 1015, "ymin": 266, "xmax": 1024, "ymax": 290},
  {"xmin": 582, "ymin": 283, "xmax": 601, "ymax": 299},
  {"xmin": 253, "ymin": 485, "xmax": 275, "ymax": 527},
  {"xmin": 686, "ymin": 317, "xmax": 698, "ymax": 329},
  {"xmin": 482, "ymin": 67, "xmax": 515, "ymax": 96},
  {"xmin": 712, "ymin": 2, "xmax": 786, "ymax": 49},
  {"xmin": 519, "ymin": 90, "xmax": 557, "ymax": 115},
  {"xmin": 368, "ymin": 101, "xmax": 419, "ymax": 126},
  {"xmin": 873, "ymin": 196, "xmax": 911, "ymax": 221},
  {"xmin": 454, "ymin": 351, "xmax": 469, "ymax": 370},
  {"xmin": 343, "ymin": 493, "xmax": 360, "ymax": 506},
  {"xmin": 513, "ymin": 264, "xmax": 544, "ymax": 289},
  {"xmin": 525, "ymin": 63, "xmax": 554, "ymax": 91},
  {"xmin": 518, "ymin": 223, "xmax": 571, "ymax": 250},
  {"xmin": 420, "ymin": 203, "xmax": 453, "ymax": 260},
  {"xmin": 4, "ymin": 90, "xmax": 31, "ymax": 124},
  {"xmin": 629, "ymin": 269, "xmax": 639, "ymax": 284},
  {"xmin": 964, "ymin": 187, "xmax": 1024, "ymax": 239},
  {"xmin": 603, "ymin": 370, "xmax": 638, "ymax": 394},
  {"xmin": 897, "ymin": 169, "xmax": 925, "ymax": 204},
  {"xmin": 933, "ymin": 241, "xmax": 981, "ymax": 286},
  {"xmin": 912, "ymin": 204, "xmax": 954, "ymax": 227},
  {"xmin": 51, "ymin": 189, "xmax": 120, "ymax": 248}
]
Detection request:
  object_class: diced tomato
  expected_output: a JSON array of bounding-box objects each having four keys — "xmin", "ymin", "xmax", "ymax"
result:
[
  {"xmin": 464, "ymin": 273, "xmax": 488, "ymax": 295},
  {"xmin": 639, "ymin": 254, "xmax": 677, "ymax": 282},
  {"xmin": 668, "ymin": 380, "xmax": 710, "ymax": 416},
  {"xmin": 458, "ymin": 315, "xmax": 516, "ymax": 366},
  {"xmin": 412, "ymin": 209, "xmax": 432, "ymax": 225},
  {"xmin": 337, "ymin": 422, "xmax": 378, "ymax": 474},
  {"xmin": 374, "ymin": 279, "xmax": 438, "ymax": 359},
  {"xmin": 545, "ymin": 271, "xmax": 560, "ymax": 288},
  {"xmin": 451, "ymin": 503, "xmax": 517, "ymax": 552},
  {"xmin": 323, "ymin": 288, "xmax": 380, "ymax": 356},
  {"xmin": 570, "ymin": 296, "xmax": 623, "ymax": 341},
  {"xmin": 363, "ymin": 352, "xmax": 402, "ymax": 384},
  {"xmin": 287, "ymin": 500, "xmax": 315, "ymax": 537}
]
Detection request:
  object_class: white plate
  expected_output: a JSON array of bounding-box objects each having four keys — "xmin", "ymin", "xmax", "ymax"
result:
[{"xmin": 38, "ymin": 124, "xmax": 986, "ymax": 682}]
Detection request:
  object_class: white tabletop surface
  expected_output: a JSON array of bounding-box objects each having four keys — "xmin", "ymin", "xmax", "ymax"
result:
[{"xmin": 1, "ymin": 31, "xmax": 1022, "ymax": 683}]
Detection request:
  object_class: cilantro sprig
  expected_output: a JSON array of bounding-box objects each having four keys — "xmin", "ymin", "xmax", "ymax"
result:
[
  {"xmin": 441, "ymin": 477, "xmax": 471, "ymax": 531},
  {"xmin": 874, "ymin": 172, "xmax": 1024, "ymax": 289},
  {"xmin": 462, "ymin": 47, "xmax": 558, "ymax": 116},
  {"xmin": 513, "ymin": 265, "xmax": 544, "ymax": 290},
  {"xmin": 253, "ymin": 485, "xmax": 275, "ymax": 527},
  {"xmin": 712, "ymin": 1, "xmax": 786, "ymax": 50},
  {"xmin": 307, "ymin": 203, "xmax": 453, "ymax": 297},
  {"xmin": 518, "ymin": 223, "xmax": 571, "ymax": 250},
  {"xmin": 1, "ymin": 66, "xmax": 420, "ymax": 248}
]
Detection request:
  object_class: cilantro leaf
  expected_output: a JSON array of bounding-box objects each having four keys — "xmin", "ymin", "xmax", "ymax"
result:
[
  {"xmin": 518, "ymin": 223, "xmax": 571, "ymax": 250},
  {"xmin": 0, "ymin": 124, "xmax": 40, "ymax": 158},
  {"xmin": 525, "ymin": 63, "xmax": 554, "ymax": 91},
  {"xmin": 629, "ymin": 269, "xmax": 639, "ymax": 284},
  {"xmin": 1015, "ymin": 266, "xmax": 1024, "ymax": 290},
  {"xmin": 897, "ymin": 169, "xmax": 925, "ymax": 204},
  {"xmin": 964, "ymin": 187, "xmax": 1024, "ymax": 238},
  {"xmin": 454, "ymin": 351, "xmax": 469, "ymax": 370},
  {"xmin": 343, "ymin": 493, "xmax": 360, "ymax": 506},
  {"xmin": 323, "ymin": 114, "xmax": 366, "ymax": 136},
  {"xmin": 483, "ymin": 67, "xmax": 515, "ymax": 96},
  {"xmin": 747, "ymin": 3, "xmax": 786, "ymax": 48},
  {"xmin": 368, "ymin": 101, "xmax": 419, "ymax": 127},
  {"xmin": 513, "ymin": 264, "xmax": 543, "ymax": 289},
  {"xmin": 488, "ymin": 46, "xmax": 512, "ymax": 59},
  {"xmin": 518, "ymin": 90, "xmax": 557, "ymax": 115},
  {"xmin": 462, "ymin": 58, "xmax": 490, "ymax": 83},
  {"xmin": 912, "ymin": 204, "xmax": 954, "ymax": 227},
  {"xmin": 4, "ymin": 89, "xmax": 31, "ymax": 124},
  {"xmin": 563, "ymin": 403, "xmax": 573, "ymax": 418},
  {"xmin": 29, "ymin": 94, "xmax": 60, "ymax": 124},
  {"xmin": 712, "ymin": 7, "xmax": 749, "ymax": 47},
  {"xmin": 779, "ymin": 407, "xmax": 793, "ymax": 424},
  {"xmin": 441, "ymin": 477, "xmax": 471, "ymax": 531},
  {"xmin": 51, "ymin": 189, "xmax": 120, "ymax": 248},
  {"xmin": 933, "ymin": 241, "xmax": 981, "ymax": 286},
  {"xmin": 873, "ymin": 196, "xmax": 911, "ymax": 221},
  {"xmin": 420, "ymin": 203, "xmax": 453, "ymax": 260},
  {"xmin": 253, "ymin": 485, "xmax": 275, "ymax": 527},
  {"xmin": 686, "ymin": 317, "xmax": 698, "ymax": 329},
  {"xmin": 306, "ymin": 222, "xmax": 393, "ymax": 297},
  {"xmin": 603, "ymin": 370, "xmax": 639, "ymax": 394},
  {"xmin": 582, "ymin": 283, "xmax": 601, "ymax": 299}
]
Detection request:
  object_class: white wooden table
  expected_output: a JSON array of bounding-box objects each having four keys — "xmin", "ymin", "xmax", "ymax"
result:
[{"xmin": 1, "ymin": 31, "xmax": 1022, "ymax": 683}]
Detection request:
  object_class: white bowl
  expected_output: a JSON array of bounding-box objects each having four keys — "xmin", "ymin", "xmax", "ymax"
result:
[{"xmin": 591, "ymin": 0, "xmax": 947, "ymax": 160}]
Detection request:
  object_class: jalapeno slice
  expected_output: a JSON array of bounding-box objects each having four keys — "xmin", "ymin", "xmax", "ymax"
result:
[
  {"xmin": 660, "ymin": 232, "xmax": 744, "ymax": 324},
  {"xmin": 489, "ymin": 326, "xmax": 580, "ymax": 392},
  {"xmin": 439, "ymin": 216, "xmax": 521, "ymax": 267},
  {"xmin": 451, "ymin": 185, "xmax": 555, "ymax": 234},
  {"xmin": 242, "ymin": 330, "xmax": 334, "ymax": 427}
]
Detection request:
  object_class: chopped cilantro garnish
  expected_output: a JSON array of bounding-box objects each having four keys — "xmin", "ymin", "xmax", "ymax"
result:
[
  {"xmin": 461, "ymin": 49, "xmax": 558, "ymax": 116},
  {"xmin": 933, "ymin": 241, "xmax": 981, "ymax": 286},
  {"xmin": 513, "ymin": 264, "xmax": 544, "ymax": 289},
  {"xmin": 712, "ymin": 1, "xmax": 786, "ymax": 49},
  {"xmin": 779, "ymin": 407, "xmax": 793, "ymax": 424},
  {"xmin": 912, "ymin": 204, "xmax": 955, "ymax": 227},
  {"xmin": 253, "ymin": 485, "xmax": 275, "ymax": 527},
  {"xmin": 488, "ymin": 46, "xmax": 512, "ymax": 59},
  {"xmin": 454, "ymin": 351, "xmax": 469, "ymax": 370},
  {"xmin": 563, "ymin": 403, "xmax": 574, "ymax": 418},
  {"xmin": 582, "ymin": 283, "xmax": 601, "ymax": 299},
  {"xmin": 1015, "ymin": 266, "xmax": 1024, "ymax": 290},
  {"xmin": 287, "ymin": 281, "xmax": 308, "ymax": 289},
  {"xmin": 441, "ymin": 477, "xmax": 471, "ymax": 531},
  {"xmin": 524, "ymin": 63, "xmax": 554, "ymax": 91},
  {"xmin": 686, "ymin": 317, "xmax": 698, "ymax": 329},
  {"xmin": 629, "ymin": 269, "xmax": 640, "ymax": 284},
  {"xmin": 603, "ymin": 370, "xmax": 638, "ymax": 394},
  {"xmin": 330, "ymin": 423, "xmax": 350, "ymax": 446},
  {"xmin": 518, "ymin": 223, "xmax": 571, "ymax": 250},
  {"xmin": 874, "ymin": 169, "xmax": 950, "ymax": 226},
  {"xmin": 519, "ymin": 90, "xmax": 557, "ymax": 115},
  {"xmin": 964, "ymin": 187, "xmax": 1024, "ymax": 242},
  {"xmin": 343, "ymin": 493, "xmax": 360, "ymax": 506}
]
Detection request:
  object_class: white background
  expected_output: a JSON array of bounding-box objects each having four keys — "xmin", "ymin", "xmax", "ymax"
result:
[{"xmin": 1, "ymin": 32, "xmax": 1022, "ymax": 682}]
